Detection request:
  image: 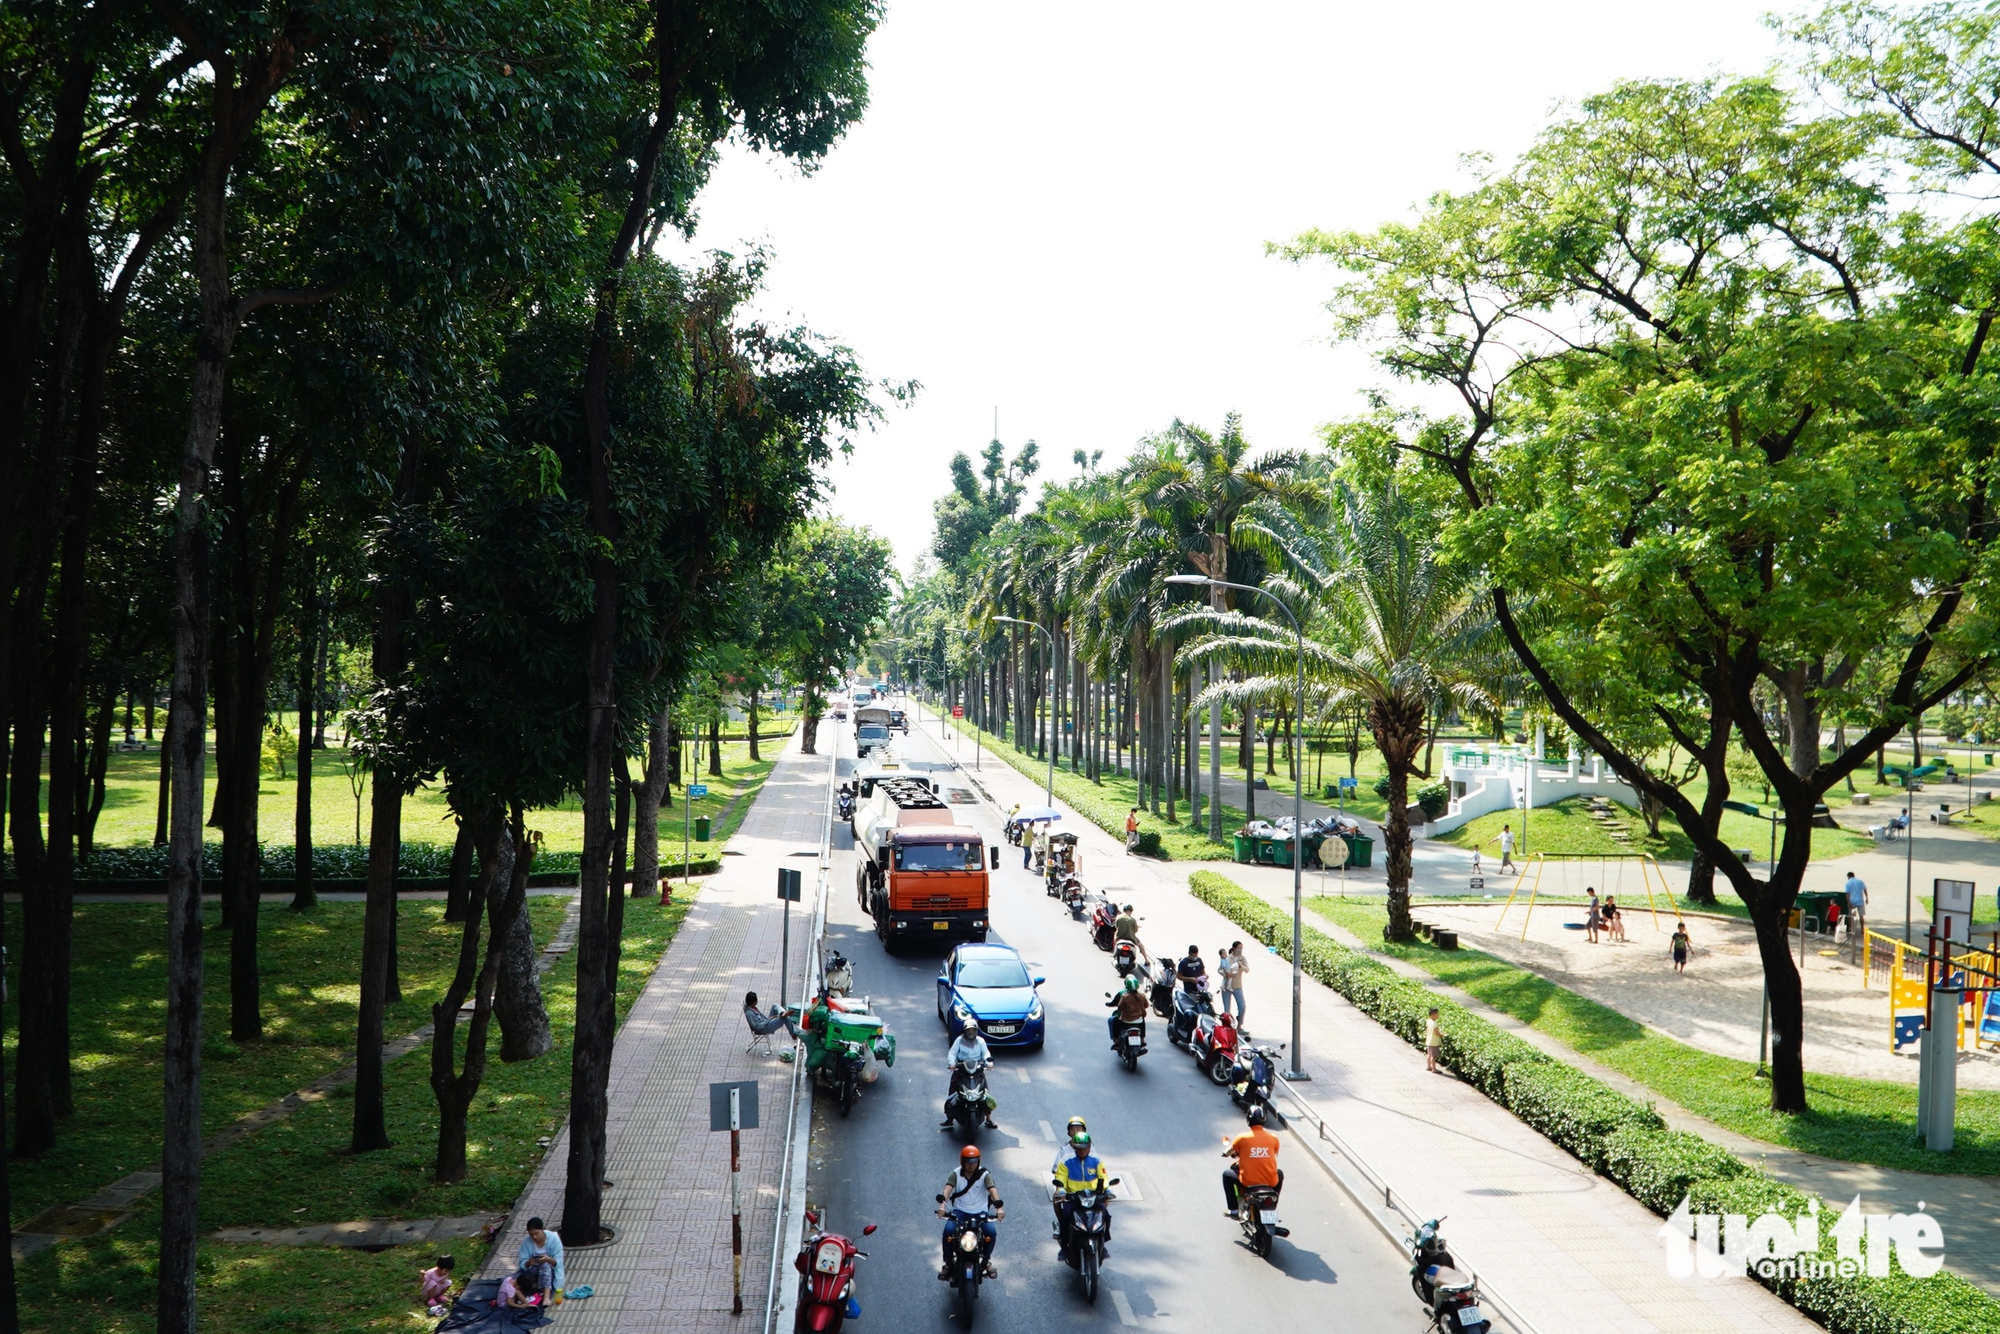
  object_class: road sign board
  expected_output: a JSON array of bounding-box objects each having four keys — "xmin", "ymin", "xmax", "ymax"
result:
[
  {"xmin": 777, "ymin": 867, "xmax": 803, "ymax": 902},
  {"xmin": 709, "ymin": 1080, "xmax": 759, "ymax": 1130},
  {"xmin": 1318, "ymin": 837, "xmax": 1349, "ymax": 868},
  {"xmin": 952, "ymin": 705, "xmax": 964, "ymax": 718},
  {"xmin": 1337, "ymin": 777, "xmax": 1358, "ymax": 792},
  {"xmin": 688, "ymin": 783, "xmax": 709, "ymax": 798}
]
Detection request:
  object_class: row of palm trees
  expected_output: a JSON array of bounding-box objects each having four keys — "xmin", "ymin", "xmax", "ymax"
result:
[{"xmin": 898, "ymin": 422, "xmax": 1510, "ymax": 940}]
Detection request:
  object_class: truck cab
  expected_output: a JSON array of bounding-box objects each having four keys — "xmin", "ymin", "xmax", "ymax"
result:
[
  {"xmin": 853, "ymin": 778, "xmax": 994, "ymax": 948},
  {"xmin": 855, "ymin": 704, "xmax": 892, "ymax": 756}
]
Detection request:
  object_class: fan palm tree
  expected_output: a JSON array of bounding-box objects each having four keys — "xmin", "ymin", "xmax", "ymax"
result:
[{"xmin": 1174, "ymin": 474, "xmax": 1504, "ymax": 940}]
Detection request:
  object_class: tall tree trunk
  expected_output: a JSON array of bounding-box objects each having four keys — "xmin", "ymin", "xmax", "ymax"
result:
[
  {"xmin": 154, "ymin": 701, "xmax": 171, "ymax": 845},
  {"xmin": 495, "ymin": 841, "xmax": 553, "ymax": 1065},
  {"xmin": 1242, "ymin": 703, "xmax": 1256, "ymax": 824},
  {"xmin": 707, "ymin": 713, "xmax": 722, "ymax": 777},
  {"xmin": 444, "ymin": 819, "xmax": 475, "ymax": 923},
  {"xmin": 292, "ymin": 548, "xmax": 315, "ymax": 910},
  {"xmin": 1373, "ymin": 695, "xmax": 1426, "ymax": 942},
  {"xmin": 432, "ymin": 805, "xmax": 529, "ymax": 1182},
  {"xmin": 631, "ymin": 704, "xmax": 670, "ymax": 898},
  {"xmin": 747, "ymin": 687, "xmax": 760, "ymax": 762}
]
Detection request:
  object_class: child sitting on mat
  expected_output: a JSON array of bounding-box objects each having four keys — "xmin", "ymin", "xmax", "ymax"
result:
[{"xmin": 419, "ymin": 1254, "xmax": 454, "ymax": 1316}]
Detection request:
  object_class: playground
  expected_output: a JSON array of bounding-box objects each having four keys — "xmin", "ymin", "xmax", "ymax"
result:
[{"xmin": 1409, "ymin": 854, "xmax": 2000, "ymax": 1092}]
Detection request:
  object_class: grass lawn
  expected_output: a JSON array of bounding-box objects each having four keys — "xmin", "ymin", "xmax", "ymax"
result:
[
  {"xmin": 56, "ymin": 731, "xmax": 784, "ymax": 862},
  {"xmin": 1309, "ymin": 895, "xmax": 2000, "ymax": 1176},
  {"xmin": 1433, "ymin": 795, "xmax": 1873, "ymax": 865},
  {"xmin": 15, "ymin": 890, "xmax": 693, "ymax": 1334}
]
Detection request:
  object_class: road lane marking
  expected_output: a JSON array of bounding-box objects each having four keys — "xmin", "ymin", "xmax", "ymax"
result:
[
  {"xmin": 1112, "ymin": 1171, "xmax": 1142, "ymax": 1201},
  {"xmin": 1110, "ymin": 1289, "xmax": 1138, "ymax": 1326},
  {"xmin": 1038, "ymin": 1120, "xmax": 1057, "ymax": 1144},
  {"xmin": 1013, "ymin": 1066, "xmax": 1031, "ymax": 1084}
]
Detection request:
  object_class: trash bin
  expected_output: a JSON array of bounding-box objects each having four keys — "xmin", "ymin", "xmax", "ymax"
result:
[
  {"xmin": 1270, "ymin": 840, "xmax": 1294, "ymax": 868},
  {"xmin": 1342, "ymin": 834, "xmax": 1374, "ymax": 869},
  {"xmin": 695, "ymin": 815, "xmax": 712, "ymax": 840},
  {"xmin": 1795, "ymin": 890, "xmax": 1843, "ymax": 934},
  {"xmin": 1231, "ymin": 834, "xmax": 1255, "ymax": 864}
]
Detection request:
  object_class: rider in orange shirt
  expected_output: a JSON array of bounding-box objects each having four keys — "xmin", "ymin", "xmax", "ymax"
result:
[{"xmin": 1222, "ymin": 1106, "xmax": 1283, "ymax": 1217}]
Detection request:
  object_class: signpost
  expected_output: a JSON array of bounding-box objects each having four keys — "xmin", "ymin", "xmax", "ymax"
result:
[
  {"xmin": 777, "ymin": 867, "xmax": 802, "ymax": 1009},
  {"xmin": 1319, "ymin": 832, "xmax": 1349, "ymax": 897},
  {"xmin": 681, "ymin": 782, "xmax": 709, "ymax": 892},
  {"xmin": 710, "ymin": 1081, "xmax": 760, "ymax": 1314}
]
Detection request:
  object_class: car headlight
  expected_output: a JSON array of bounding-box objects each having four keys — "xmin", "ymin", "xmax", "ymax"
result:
[
  {"xmin": 1026, "ymin": 999, "xmax": 1043, "ymax": 1021},
  {"xmin": 953, "ymin": 1005, "xmax": 972, "ymax": 1024}
]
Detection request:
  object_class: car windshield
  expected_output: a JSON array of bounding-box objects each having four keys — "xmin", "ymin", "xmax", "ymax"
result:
[
  {"xmin": 895, "ymin": 841, "xmax": 982, "ymax": 871},
  {"xmin": 956, "ymin": 957, "xmax": 1031, "ymax": 989}
]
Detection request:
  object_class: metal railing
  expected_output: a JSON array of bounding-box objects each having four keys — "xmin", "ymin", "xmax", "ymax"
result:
[
  {"xmin": 1273, "ymin": 1072, "xmax": 1548, "ymax": 1334},
  {"xmin": 764, "ymin": 742, "xmax": 837, "ymax": 1334}
]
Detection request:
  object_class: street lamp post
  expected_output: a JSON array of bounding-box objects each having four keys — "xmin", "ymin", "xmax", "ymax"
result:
[
  {"xmin": 993, "ymin": 616, "xmax": 1056, "ymax": 808},
  {"xmin": 1168, "ymin": 573, "xmax": 1310, "ymax": 1081}
]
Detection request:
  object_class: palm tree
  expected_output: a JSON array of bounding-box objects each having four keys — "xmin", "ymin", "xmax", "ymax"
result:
[{"xmin": 1175, "ymin": 474, "xmax": 1502, "ymax": 940}]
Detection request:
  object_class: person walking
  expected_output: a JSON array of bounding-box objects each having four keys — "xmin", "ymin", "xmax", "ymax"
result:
[
  {"xmin": 1584, "ymin": 888, "xmax": 1603, "ymax": 943},
  {"xmin": 1217, "ymin": 941, "xmax": 1249, "ymax": 1027},
  {"xmin": 1125, "ymin": 808, "xmax": 1141, "ymax": 855},
  {"xmin": 1424, "ymin": 1006, "xmax": 1443, "ymax": 1073},
  {"xmin": 1843, "ymin": 871, "xmax": 1868, "ymax": 962},
  {"xmin": 1491, "ymin": 824, "xmax": 1517, "ymax": 874},
  {"xmin": 1670, "ymin": 920, "xmax": 1692, "ymax": 974}
]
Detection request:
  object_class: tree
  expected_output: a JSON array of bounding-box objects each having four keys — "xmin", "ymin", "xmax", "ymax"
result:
[
  {"xmin": 1286, "ymin": 67, "xmax": 1997, "ymax": 1112},
  {"xmin": 773, "ymin": 521, "xmax": 896, "ymax": 753}
]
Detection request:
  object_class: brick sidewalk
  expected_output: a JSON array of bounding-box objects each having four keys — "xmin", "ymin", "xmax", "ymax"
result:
[
  {"xmin": 919, "ymin": 701, "xmax": 1814, "ymax": 1334},
  {"xmin": 485, "ymin": 732, "xmax": 827, "ymax": 1332}
]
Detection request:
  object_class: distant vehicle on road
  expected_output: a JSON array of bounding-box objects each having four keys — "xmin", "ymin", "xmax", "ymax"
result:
[
  {"xmin": 937, "ymin": 943, "xmax": 1045, "ymax": 1049},
  {"xmin": 889, "ymin": 708, "xmax": 908, "ymax": 733},
  {"xmin": 855, "ymin": 778, "xmax": 993, "ymax": 948},
  {"xmin": 855, "ymin": 704, "xmax": 892, "ymax": 756}
]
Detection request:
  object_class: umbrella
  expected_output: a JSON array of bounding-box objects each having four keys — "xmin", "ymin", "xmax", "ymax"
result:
[{"xmin": 1011, "ymin": 806, "xmax": 1062, "ymax": 823}]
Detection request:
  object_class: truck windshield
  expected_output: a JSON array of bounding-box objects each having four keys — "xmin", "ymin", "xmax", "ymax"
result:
[
  {"xmin": 858, "ymin": 725, "xmax": 888, "ymax": 738},
  {"xmin": 894, "ymin": 841, "xmax": 982, "ymax": 871}
]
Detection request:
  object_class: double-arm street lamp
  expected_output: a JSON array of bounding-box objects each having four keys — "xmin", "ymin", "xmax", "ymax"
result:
[
  {"xmin": 992, "ymin": 616, "xmax": 1057, "ymax": 809},
  {"xmin": 1166, "ymin": 573, "xmax": 1310, "ymax": 1081}
]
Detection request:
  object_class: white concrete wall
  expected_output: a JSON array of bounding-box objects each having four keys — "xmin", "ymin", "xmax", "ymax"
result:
[{"xmin": 1424, "ymin": 750, "xmax": 1643, "ymax": 836}]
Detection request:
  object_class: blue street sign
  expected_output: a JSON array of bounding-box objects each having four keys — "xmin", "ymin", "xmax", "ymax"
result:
[{"xmin": 688, "ymin": 783, "xmax": 709, "ymax": 798}]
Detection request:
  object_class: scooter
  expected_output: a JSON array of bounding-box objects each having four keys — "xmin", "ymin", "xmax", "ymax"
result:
[
  {"xmin": 1146, "ymin": 963, "xmax": 1177, "ymax": 1019},
  {"xmin": 1236, "ymin": 1182, "xmax": 1288, "ymax": 1259},
  {"xmin": 1107, "ymin": 1008, "xmax": 1147, "ymax": 1072},
  {"xmin": 1112, "ymin": 940, "xmax": 1140, "ymax": 979},
  {"xmin": 1055, "ymin": 1180, "xmax": 1120, "ymax": 1304},
  {"xmin": 1406, "ymin": 1219, "xmax": 1490, "ymax": 1333},
  {"xmin": 793, "ymin": 1212, "xmax": 875, "ymax": 1333},
  {"xmin": 1089, "ymin": 902, "xmax": 1118, "ymax": 951},
  {"xmin": 938, "ymin": 1206, "xmax": 998, "ymax": 1328},
  {"xmin": 1190, "ymin": 1010, "xmax": 1241, "ymax": 1084},
  {"xmin": 836, "ymin": 785, "xmax": 856, "ymax": 821},
  {"xmin": 821, "ymin": 1038, "xmax": 870, "ymax": 1117},
  {"xmin": 1168, "ymin": 979, "xmax": 1213, "ymax": 1048},
  {"xmin": 1062, "ymin": 880, "xmax": 1089, "ymax": 919},
  {"xmin": 824, "ymin": 951, "xmax": 854, "ymax": 997},
  {"xmin": 1227, "ymin": 1044, "xmax": 1285, "ymax": 1124},
  {"xmin": 943, "ymin": 1060, "xmax": 992, "ymax": 1137}
]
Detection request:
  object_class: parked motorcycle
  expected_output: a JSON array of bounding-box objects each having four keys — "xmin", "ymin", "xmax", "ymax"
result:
[
  {"xmin": 1227, "ymin": 1043, "xmax": 1285, "ymax": 1124},
  {"xmin": 823, "ymin": 1038, "xmax": 870, "ymax": 1118},
  {"xmin": 1146, "ymin": 963, "xmax": 1177, "ymax": 1019},
  {"xmin": 793, "ymin": 1212, "xmax": 875, "ymax": 1333},
  {"xmin": 1055, "ymin": 1180, "xmax": 1119, "ymax": 1303},
  {"xmin": 1406, "ymin": 1218, "xmax": 1490, "ymax": 1333},
  {"xmin": 1062, "ymin": 880, "xmax": 1089, "ymax": 919},
  {"xmin": 1190, "ymin": 1011, "xmax": 1241, "ymax": 1084},
  {"xmin": 824, "ymin": 951, "xmax": 854, "ymax": 998},
  {"xmin": 1168, "ymin": 978, "xmax": 1214, "ymax": 1048},
  {"xmin": 1112, "ymin": 940, "xmax": 1140, "ymax": 979},
  {"xmin": 943, "ymin": 1059, "xmax": 992, "ymax": 1137},
  {"xmin": 1236, "ymin": 1182, "xmax": 1288, "ymax": 1259},
  {"xmin": 1089, "ymin": 902, "xmax": 1118, "ymax": 951},
  {"xmin": 938, "ymin": 1206, "xmax": 998, "ymax": 1327}
]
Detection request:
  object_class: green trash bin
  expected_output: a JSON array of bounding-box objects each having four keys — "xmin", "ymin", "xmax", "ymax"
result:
[
  {"xmin": 1342, "ymin": 833, "xmax": 1374, "ymax": 869},
  {"xmin": 695, "ymin": 815, "xmax": 712, "ymax": 840},
  {"xmin": 1795, "ymin": 889, "xmax": 1843, "ymax": 935},
  {"xmin": 1231, "ymin": 834, "xmax": 1255, "ymax": 864},
  {"xmin": 1270, "ymin": 839, "xmax": 1295, "ymax": 868}
]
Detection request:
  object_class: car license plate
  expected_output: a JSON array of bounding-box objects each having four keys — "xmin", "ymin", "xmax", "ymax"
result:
[
  {"xmin": 987, "ymin": 1024, "xmax": 1018, "ymax": 1036},
  {"xmin": 932, "ymin": 921, "xmax": 950, "ymax": 930},
  {"xmin": 1456, "ymin": 1308, "xmax": 1484, "ymax": 1328},
  {"xmin": 1258, "ymin": 1210, "xmax": 1279, "ymax": 1224},
  {"xmin": 1126, "ymin": 1033, "xmax": 1142, "ymax": 1045}
]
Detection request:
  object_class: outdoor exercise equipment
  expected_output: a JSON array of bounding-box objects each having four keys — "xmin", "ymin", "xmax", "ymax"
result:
[{"xmin": 1493, "ymin": 852, "xmax": 1679, "ymax": 941}]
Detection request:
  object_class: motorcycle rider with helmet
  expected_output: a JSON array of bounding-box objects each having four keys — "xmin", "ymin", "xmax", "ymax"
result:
[
  {"xmin": 1222, "ymin": 1105, "xmax": 1284, "ymax": 1218},
  {"xmin": 937, "ymin": 1145, "xmax": 1004, "ymax": 1278},
  {"xmin": 1106, "ymin": 977, "xmax": 1149, "ymax": 1047},
  {"xmin": 1051, "ymin": 1131, "xmax": 1111, "ymax": 1257},
  {"xmin": 942, "ymin": 1028, "xmax": 998, "ymax": 1130}
]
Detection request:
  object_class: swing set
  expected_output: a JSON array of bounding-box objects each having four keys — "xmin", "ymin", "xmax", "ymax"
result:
[{"xmin": 1493, "ymin": 852, "xmax": 1681, "ymax": 941}]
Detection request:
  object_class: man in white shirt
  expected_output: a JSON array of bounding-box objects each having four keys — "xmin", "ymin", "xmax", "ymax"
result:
[{"xmin": 1491, "ymin": 823, "xmax": 1517, "ymax": 873}]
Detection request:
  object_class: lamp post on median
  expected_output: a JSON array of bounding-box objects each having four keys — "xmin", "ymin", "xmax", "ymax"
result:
[
  {"xmin": 993, "ymin": 616, "xmax": 1057, "ymax": 809},
  {"xmin": 1168, "ymin": 573, "xmax": 1310, "ymax": 1082}
]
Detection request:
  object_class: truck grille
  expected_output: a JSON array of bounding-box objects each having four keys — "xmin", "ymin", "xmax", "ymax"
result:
[{"xmin": 926, "ymin": 895, "xmax": 970, "ymax": 909}]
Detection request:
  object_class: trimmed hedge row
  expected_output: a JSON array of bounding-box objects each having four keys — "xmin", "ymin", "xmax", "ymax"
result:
[
  {"xmin": 19, "ymin": 842, "xmax": 592, "ymax": 882},
  {"xmin": 1186, "ymin": 870, "xmax": 1998, "ymax": 1334}
]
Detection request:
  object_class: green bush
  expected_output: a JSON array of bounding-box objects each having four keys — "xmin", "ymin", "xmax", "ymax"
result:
[
  {"xmin": 1135, "ymin": 830, "xmax": 1164, "ymax": 858},
  {"xmin": 1187, "ymin": 868, "xmax": 2000, "ymax": 1334},
  {"xmin": 28, "ymin": 842, "xmax": 588, "ymax": 882},
  {"xmin": 1416, "ymin": 781, "xmax": 1451, "ymax": 818},
  {"xmin": 1372, "ymin": 773, "xmax": 1394, "ymax": 802}
]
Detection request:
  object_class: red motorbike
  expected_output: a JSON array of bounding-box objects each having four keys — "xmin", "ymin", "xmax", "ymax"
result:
[
  {"xmin": 1089, "ymin": 902, "xmax": 1118, "ymax": 951},
  {"xmin": 794, "ymin": 1212, "xmax": 875, "ymax": 1333},
  {"xmin": 1190, "ymin": 1009, "xmax": 1241, "ymax": 1084}
]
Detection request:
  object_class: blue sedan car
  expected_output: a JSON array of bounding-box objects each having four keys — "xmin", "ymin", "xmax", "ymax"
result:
[{"xmin": 937, "ymin": 943, "xmax": 1046, "ymax": 1049}]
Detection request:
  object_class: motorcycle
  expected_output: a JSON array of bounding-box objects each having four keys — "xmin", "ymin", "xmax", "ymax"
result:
[
  {"xmin": 1146, "ymin": 963, "xmax": 1177, "ymax": 1019},
  {"xmin": 793, "ymin": 1212, "xmax": 875, "ymax": 1333},
  {"xmin": 1112, "ymin": 940, "xmax": 1139, "ymax": 979},
  {"xmin": 1089, "ymin": 902, "xmax": 1118, "ymax": 951},
  {"xmin": 1237, "ymin": 1182, "xmax": 1289, "ymax": 1259},
  {"xmin": 1055, "ymin": 1180, "xmax": 1120, "ymax": 1304},
  {"xmin": 822, "ymin": 1038, "xmax": 870, "ymax": 1117},
  {"xmin": 1108, "ymin": 1010, "xmax": 1147, "ymax": 1072},
  {"xmin": 1062, "ymin": 880, "xmax": 1089, "ymax": 919},
  {"xmin": 1168, "ymin": 978, "xmax": 1213, "ymax": 1048},
  {"xmin": 1189, "ymin": 1011, "xmax": 1241, "ymax": 1085},
  {"xmin": 943, "ymin": 1059, "xmax": 992, "ymax": 1137},
  {"xmin": 1406, "ymin": 1218, "xmax": 1491, "ymax": 1334},
  {"xmin": 824, "ymin": 951, "xmax": 854, "ymax": 998},
  {"xmin": 937, "ymin": 1206, "xmax": 998, "ymax": 1328},
  {"xmin": 1227, "ymin": 1044, "xmax": 1286, "ymax": 1124},
  {"xmin": 836, "ymin": 785, "xmax": 856, "ymax": 821}
]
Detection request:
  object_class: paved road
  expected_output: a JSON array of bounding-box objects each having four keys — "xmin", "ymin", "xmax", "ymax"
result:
[{"xmin": 807, "ymin": 719, "xmax": 1425, "ymax": 1332}]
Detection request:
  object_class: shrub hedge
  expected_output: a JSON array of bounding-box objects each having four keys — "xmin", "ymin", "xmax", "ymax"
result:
[
  {"xmin": 1186, "ymin": 870, "xmax": 1998, "ymax": 1334},
  {"xmin": 13, "ymin": 843, "xmax": 589, "ymax": 882}
]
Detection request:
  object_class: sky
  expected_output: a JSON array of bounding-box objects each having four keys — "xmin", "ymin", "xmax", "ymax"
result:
[{"xmin": 660, "ymin": 1, "xmax": 1801, "ymax": 575}]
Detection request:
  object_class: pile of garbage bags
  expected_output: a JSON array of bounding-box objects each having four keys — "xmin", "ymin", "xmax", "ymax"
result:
[{"xmin": 1235, "ymin": 814, "xmax": 1362, "ymax": 842}]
